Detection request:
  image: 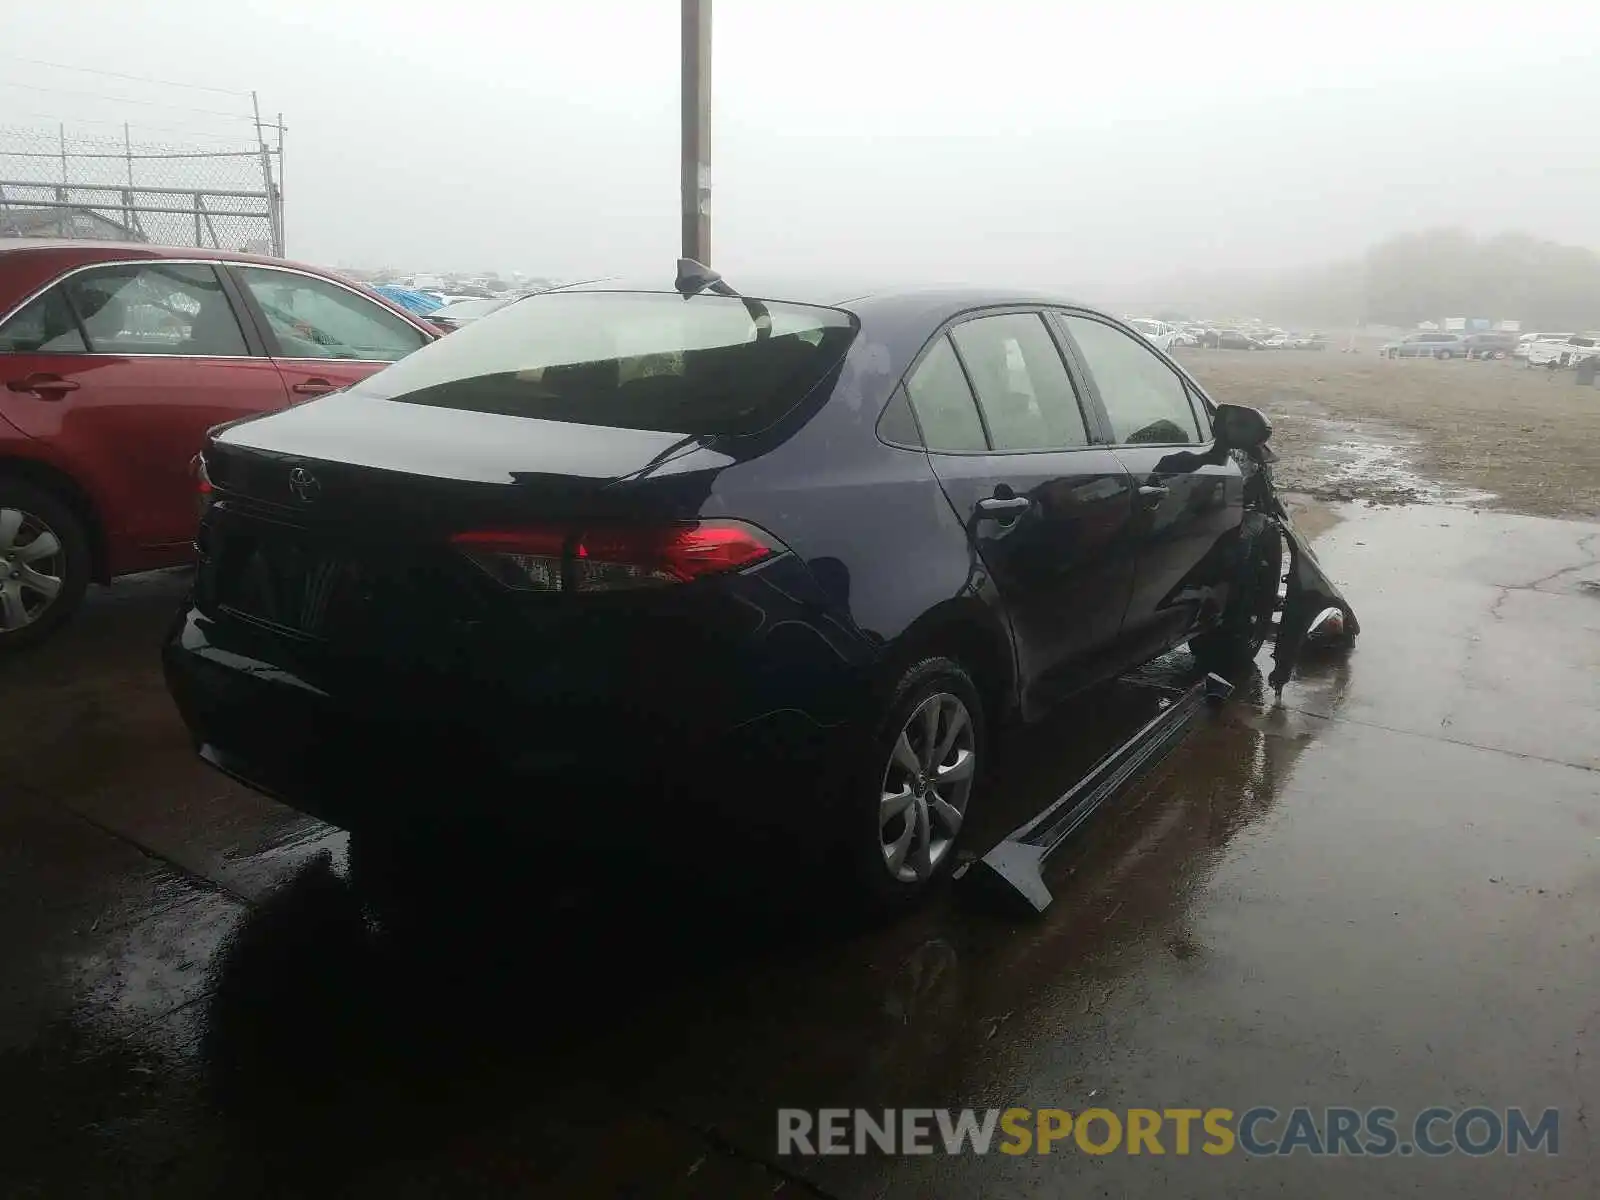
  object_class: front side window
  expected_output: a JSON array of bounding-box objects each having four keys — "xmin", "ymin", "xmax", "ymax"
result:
[
  {"xmin": 58, "ymin": 262, "xmax": 246, "ymax": 356},
  {"xmin": 1185, "ymin": 383, "xmax": 1214, "ymax": 438},
  {"xmin": 0, "ymin": 288, "xmax": 87, "ymax": 353},
  {"xmin": 1061, "ymin": 315, "xmax": 1202, "ymax": 445},
  {"xmin": 237, "ymin": 266, "xmax": 427, "ymax": 362},
  {"xmin": 904, "ymin": 336, "xmax": 988, "ymax": 452},
  {"xmin": 949, "ymin": 313, "xmax": 1089, "ymax": 451}
]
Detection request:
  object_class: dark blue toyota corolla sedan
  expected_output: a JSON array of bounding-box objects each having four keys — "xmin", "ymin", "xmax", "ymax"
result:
[{"xmin": 164, "ymin": 266, "xmax": 1323, "ymax": 910}]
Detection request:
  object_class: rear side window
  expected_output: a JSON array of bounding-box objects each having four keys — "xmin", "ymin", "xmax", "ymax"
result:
[
  {"xmin": 356, "ymin": 290, "xmax": 858, "ymax": 436},
  {"xmin": 876, "ymin": 384, "xmax": 922, "ymax": 446},
  {"xmin": 0, "ymin": 288, "xmax": 87, "ymax": 353},
  {"xmin": 63, "ymin": 262, "xmax": 247, "ymax": 356},
  {"xmin": 904, "ymin": 336, "xmax": 987, "ymax": 452},
  {"xmin": 950, "ymin": 313, "xmax": 1089, "ymax": 451}
]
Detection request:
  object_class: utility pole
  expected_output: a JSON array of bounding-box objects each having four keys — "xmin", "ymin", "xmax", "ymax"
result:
[
  {"xmin": 124, "ymin": 122, "xmax": 134, "ymax": 235},
  {"xmin": 277, "ymin": 111, "xmax": 286, "ymax": 256},
  {"xmin": 680, "ymin": 0, "xmax": 712, "ymax": 264},
  {"xmin": 251, "ymin": 90, "xmax": 283, "ymax": 256}
]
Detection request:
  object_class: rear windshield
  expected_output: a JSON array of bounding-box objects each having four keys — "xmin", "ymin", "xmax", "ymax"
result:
[{"xmin": 356, "ymin": 290, "xmax": 857, "ymax": 435}]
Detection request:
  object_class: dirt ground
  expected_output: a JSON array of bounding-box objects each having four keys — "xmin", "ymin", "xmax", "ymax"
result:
[{"xmin": 1180, "ymin": 350, "xmax": 1600, "ymax": 520}]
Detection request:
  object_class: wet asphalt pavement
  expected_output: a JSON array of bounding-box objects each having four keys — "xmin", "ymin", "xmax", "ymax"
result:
[{"xmin": 3, "ymin": 504, "xmax": 1598, "ymax": 1198}]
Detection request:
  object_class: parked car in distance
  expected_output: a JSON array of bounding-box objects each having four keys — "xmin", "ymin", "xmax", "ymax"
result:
[
  {"xmin": 1525, "ymin": 333, "xmax": 1600, "ymax": 368},
  {"xmin": 1127, "ymin": 318, "xmax": 1178, "ymax": 352},
  {"xmin": 165, "ymin": 270, "xmax": 1350, "ymax": 910},
  {"xmin": 0, "ymin": 239, "xmax": 437, "ymax": 650},
  {"xmin": 370, "ymin": 284, "xmax": 445, "ymax": 318},
  {"xmin": 1381, "ymin": 332, "xmax": 1466, "ymax": 359},
  {"xmin": 1260, "ymin": 332, "xmax": 1322, "ymax": 350},
  {"xmin": 1212, "ymin": 329, "xmax": 1265, "ymax": 350},
  {"xmin": 427, "ymin": 295, "xmax": 515, "ymax": 333},
  {"xmin": 1512, "ymin": 331, "xmax": 1570, "ymax": 360},
  {"xmin": 1460, "ymin": 331, "xmax": 1518, "ymax": 360}
]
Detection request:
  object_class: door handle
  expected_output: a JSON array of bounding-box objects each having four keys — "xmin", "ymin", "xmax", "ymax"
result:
[
  {"xmin": 1137, "ymin": 484, "xmax": 1169, "ymax": 509},
  {"xmin": 291, "ymin": 378, "xmax": 336, "ymax": 396},
  {"xmin": 977, "ymin": 495, "xmax": 1032, "ymax": 517},
  {"xmin": 6, "ymin": 373, "xmax": 79, "ymax": 398}
]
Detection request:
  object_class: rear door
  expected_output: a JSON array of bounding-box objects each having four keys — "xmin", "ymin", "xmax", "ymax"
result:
[
  {"xmin": 1055, "ymin": 311, "xmax": 1243, "ymax": 661},
  {"xmin": 228, "ymin": 264, "xmax": 432, "ymax": 398},
  {"xmin": 903, "ymin": 310, "xmax": 1138, "ymax": 708},
  {"xmin": 0, "ymin": 260, "xmax": 289, "ymax": 561}
]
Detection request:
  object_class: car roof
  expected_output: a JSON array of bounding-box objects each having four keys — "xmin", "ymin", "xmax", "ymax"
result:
[
  {"xmin": 0, "ymin": 237, "xmax": 356, "ymax": 276},
  {"xmin": 555, "ymin": 275, "xmax": 1093, "ymax": 320}
]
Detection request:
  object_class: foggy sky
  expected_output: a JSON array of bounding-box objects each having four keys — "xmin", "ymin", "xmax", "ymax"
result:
[{"xmin": 4, "ymin": 0, "xmax": 1599, "ymax": 295}]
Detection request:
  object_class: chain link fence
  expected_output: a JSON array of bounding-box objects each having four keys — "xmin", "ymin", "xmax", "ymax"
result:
[{"xmin": 0, "ymin": 125, "xmax": 282, "ymax": 255}]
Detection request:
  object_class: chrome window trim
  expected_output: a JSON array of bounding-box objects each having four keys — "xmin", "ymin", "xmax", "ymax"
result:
[
  {"xmin": 0, "ymin": 256, "xmax": 261, "ymax": 359},
  {"xmin": 231, "ymin": 261, "xmax": 431, "ymax": 360},
  {"xmin": 269, "ymin": 356, "xmax": 407, "ymax": 366}
]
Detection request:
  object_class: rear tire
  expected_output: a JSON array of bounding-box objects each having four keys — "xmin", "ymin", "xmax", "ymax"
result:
[
  {"xmin": 1190, "ymin": 519, "xmax": 1284, "ymax": 676},
  {"xmin": 836, "ymin": 656, "xmax": 985, "ymax": 914},
  {"xmin": 0, "ymin": 478, "xmax": 91, "ymax": 654},
  {"xmin": 1438, "ymin": 349, "xmax": 1453, "ymax": 360}
]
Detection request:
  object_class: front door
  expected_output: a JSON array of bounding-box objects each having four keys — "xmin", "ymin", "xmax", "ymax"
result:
[
  {"xmin": 229, "ymin": 264, "xmax": 432, "ymax": 399},
  {"xmin": 0, "ymin": 261, "xmax": 289, "ymax": 566},
  {"xmin": 904, "ymin": 313, "xmax": 1139, "ymax": 711},
  {"xmin": 1055, "ymin": 312, "xmax": 1244, "ymax": 661}
]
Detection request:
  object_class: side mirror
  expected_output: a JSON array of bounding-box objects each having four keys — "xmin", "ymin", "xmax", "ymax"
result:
[{"xmin": 1212, "ymin": 403, "xmax": 1272, "ymax": 451}]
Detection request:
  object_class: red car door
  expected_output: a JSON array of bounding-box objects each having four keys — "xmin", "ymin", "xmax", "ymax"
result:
[
  {"xmin": 0, "ymin": 260, "xmax": 289, "ymax": 571},
  {"xmin": 228, "ymin": 264, "xmax": 433, "ymax": 400}
]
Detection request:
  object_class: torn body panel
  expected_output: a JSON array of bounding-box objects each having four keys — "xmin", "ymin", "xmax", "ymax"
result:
[{"xmin": 1269, "ymin": 507, "xmax": 1360, "ymax": 696}]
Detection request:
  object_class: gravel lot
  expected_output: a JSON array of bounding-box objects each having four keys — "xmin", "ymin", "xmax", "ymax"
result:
[{"xmin": 1181, "ymin": 350, "xmax": 1600, "ymax": 520}]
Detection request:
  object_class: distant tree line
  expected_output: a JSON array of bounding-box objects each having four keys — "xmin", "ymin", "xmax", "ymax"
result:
[
  {"xmin": 1361, "ymin": 230, "xmax": 1600, "ymax": 328},
  {"xmin": 1147, "ymin": 229, "xmax": 1600, "ymax": 329}
]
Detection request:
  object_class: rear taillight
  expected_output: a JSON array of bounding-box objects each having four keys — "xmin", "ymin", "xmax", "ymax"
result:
[{"xmin": 450, "ymin": 520, "xmax": 777, "ymax": 593}]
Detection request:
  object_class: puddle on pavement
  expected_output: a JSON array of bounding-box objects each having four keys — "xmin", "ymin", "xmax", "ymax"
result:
[{"xmin": 1286, "ymin": 417, "xmax": 1497, "ymax": 507}]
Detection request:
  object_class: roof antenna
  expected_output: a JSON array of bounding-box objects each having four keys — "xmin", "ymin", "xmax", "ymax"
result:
[
  {"xmin": 673, "ymin": 257, "xmax": 771, "ymax": 338},
  {"xmin": 675, "ymin": 257, "xmax": 729, "ymax": 298}
]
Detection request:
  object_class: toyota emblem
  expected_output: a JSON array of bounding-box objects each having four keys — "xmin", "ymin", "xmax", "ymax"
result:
[{"xmin": 288, "ymin": 467, "xmax": 321, "ymax": 504}]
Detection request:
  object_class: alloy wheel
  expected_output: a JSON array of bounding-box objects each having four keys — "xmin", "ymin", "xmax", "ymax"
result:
[
  {"xmin": 0, "ymin": 507, "xmax": 66, "ymax": 632},
  {"xmin": 879, "ymin": 692, "xmax": 976, "ymax": 884}
]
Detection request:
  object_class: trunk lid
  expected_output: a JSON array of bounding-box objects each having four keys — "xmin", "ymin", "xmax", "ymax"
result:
[
  {"xmin": 206, "ymin": 393, "xmax": 732, "ymax": 530},
  {"xmin": 196, "ymin": 394, "xmax": 748, "ymax": 664}
]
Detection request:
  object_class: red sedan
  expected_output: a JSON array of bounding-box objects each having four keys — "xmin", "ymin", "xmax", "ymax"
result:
[{"xmin": 0, "ymin": 240, "xmax": 437, "ymax": 650}]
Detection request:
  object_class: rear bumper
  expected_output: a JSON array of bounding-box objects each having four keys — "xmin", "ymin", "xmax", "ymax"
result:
[{"xmin": 163, "ymin": 604, "xmax": 850, "ymax": 836}]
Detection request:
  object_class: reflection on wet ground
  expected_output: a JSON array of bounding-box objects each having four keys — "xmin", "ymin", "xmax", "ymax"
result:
[{"xmin": 2, "ymin": 506, "xmax": 1597, "ymax": 1197}]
